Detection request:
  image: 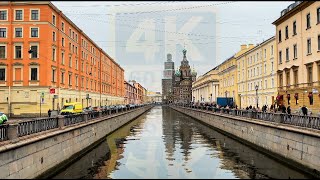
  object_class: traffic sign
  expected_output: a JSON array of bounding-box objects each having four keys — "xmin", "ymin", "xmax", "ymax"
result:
[{"xmin": 50, "ymin": 88, "xmax": 55, "ymax": 94}]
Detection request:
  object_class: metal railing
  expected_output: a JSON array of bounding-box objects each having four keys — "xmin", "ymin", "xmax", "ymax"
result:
[
  {"xmin": 0, "ymin": 104, "xmax": 151, "ymax": 143},
  {"xmin": 64, "ymin": 114, "xmax": 85, "ymax": 126},
  {"xmin": 88, "ymin": 111, "xmax": 100, "ymax": 120},
  {"xmin": 18, "ymin": 117, "xmax": 59, "ymax": 137},
  {"xmin": 0, "ymin": 125, "xmax": 8, "ymax": 141},
  {"xmin": 176, "ymin": 104, "xmax": 320, "ymax": 130}
]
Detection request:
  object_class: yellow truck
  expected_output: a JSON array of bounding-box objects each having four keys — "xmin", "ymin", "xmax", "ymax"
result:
[{"xmin": 60, "ymin": 102, "xmax": 83, "ymax": 115}]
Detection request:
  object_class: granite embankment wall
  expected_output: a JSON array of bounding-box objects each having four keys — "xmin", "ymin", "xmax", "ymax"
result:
[
  {"xmin": 0, "ymin": 106, "xmax": 153, "ymax": 179},
  {"xmin": 171, "ymin": 106, "xmax": 320, "ymax": 177}
]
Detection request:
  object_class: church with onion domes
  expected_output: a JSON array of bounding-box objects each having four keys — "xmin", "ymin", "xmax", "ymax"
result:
[{"xmin": 173, "ymin": 49, "xmax": 197, "ymax": 103}]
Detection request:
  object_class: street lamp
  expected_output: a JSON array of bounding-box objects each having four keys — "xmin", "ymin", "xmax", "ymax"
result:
[{"xmin": 255, "ymin": 84, "xmax": 259, "ymax": 108}]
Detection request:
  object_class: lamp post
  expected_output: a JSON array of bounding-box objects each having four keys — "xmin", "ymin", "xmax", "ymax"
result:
[
  {"xmin": 210, "ymin": 93, "xmax": 212, "ymax": 103},
  {"xmin": 255, "ymin": 84, "xmax": 259, "ymax": 108}
]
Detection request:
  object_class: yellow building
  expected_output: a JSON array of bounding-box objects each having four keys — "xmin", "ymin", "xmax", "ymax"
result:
[
  {"xmin": 237, "ymin": 37, "xmax": 277, "ymax": 109},
  {"xmin": 146, "ymin": 91, "xmax": 162, "ymax": 103},
  {"xmin": 192, "ymin": 67, "xmax": 219, "ymax": 103},
  {"xmin": 217, "ymin": 45, "xmax": 254, "ymax": 107},
  {"xmin": 273, "ymin": 1, "xmax": 320, "ymax": 113}
]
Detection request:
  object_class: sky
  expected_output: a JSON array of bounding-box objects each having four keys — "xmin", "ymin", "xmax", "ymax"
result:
[{"xmin": 52, "ymin": 1, "xmax": 293, "ymax": 92}]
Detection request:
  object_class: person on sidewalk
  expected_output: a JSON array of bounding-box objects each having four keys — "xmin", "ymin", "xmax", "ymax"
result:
[{"xmin": 48, "ymin": 109, "xmax": 52, "ymax": 117}]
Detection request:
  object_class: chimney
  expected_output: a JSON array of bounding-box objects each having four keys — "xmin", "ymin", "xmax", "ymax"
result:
[
  {"xmin": 248, "ymin": 44, "xmax": 254, "ymax": 49},
  {"xmin": 240, "ymin": 44, "xmax": 247, "ymax": 50}
]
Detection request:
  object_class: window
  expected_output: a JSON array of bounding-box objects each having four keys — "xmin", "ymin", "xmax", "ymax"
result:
[
  {"xmin": 294, "ymin": 70, "xmax": 298, "ymax": 86},
  {"xmin": 279, "ymin": 51, "xmax": 282, "ymax": 64},
  {"xmin": 264, "ymin": 49, "xmax": 266, "ymax": 58},
  {"xmin": 306, "ymin": 13, "xmax": 311, "ymax": 29},
  {"xmin": 52, "ymin": 31, "xmax": 56, "ymax": 41},
  {"xmin": 69, "ymin": 29, "xmax": 71, "ymax": 37},
  {"xmin": 286, "ymin": 48, "xmax": 289, "ymax": 61},
  {"xmin": 68, "ymin": 74, "xmax": 72, "ymax": 86},
  {"xmin": 31, "ymin": 68, "xmax": 38, "ymax": 80},
  {"xmin": 75, "ymin": 34, "xmax": 78, "ymax": 42},
  {"xmin": 271, "ymin": 45, "xmax": 274, "ymax": 55},
  {"xmin": 0, "ymin": 68, "xmax": 5, "ymax": 81},
  {"xmin": 271, "ymin": 62, "xmax": 274, "ymax": 71},
  {"xmin": 61, "ymin": 72, "xmax": 64, "ymax": 84},
  {"xmin": 293, "ymin": 21, "xmax": 297, "ymax": 35},
  {"xmin": 15, "ymin": 10, "xmax": 23, "ymax": 20},
  {"xmin": 75, "ymin": 75, "xmax": 78, "ymax": 86},
  {"xmin": 62, "ymin": 37, "xmax": 64, "ymax": 47},
  {"xmin": 52, "ymin": 48, "xmax": 56, "ymax": 61},
  {"xmin": 286, "ymin": 71, "xmax": 290, "ymax": 86},
  {"xmin": 318, "ymin": 8, "xmax": 320, "ymax": 24},
  {"xmin": 52, "ymin": 69, "xmax": 56, "ymax": 82},
  {"xmin": 307, "ymin": 38, "xmax": 311, "ymax": 54},
  {"xmin": 31, "ymin": 28, "xmax": 38, "ymax": 37},
  {"xmin": 272, "ymin": 78, "xmax": 274, "ymax": 88},
  {"xmin": 278, "ymin": 30, "xmax": 282, "ymax": 42},
  {"xmin": 285, "ymin": 26, "xmax": 288, "ymax": 39},
  {"xmin": 264, "ymin": 64, "xmax": 266, "ymax": 74},
  {"xmin": 15, "ymin": 45, "xmax": 22, "ymax": 59},
  {"xmin": 75, "ymin": 59, "xmax": 78, "ymax": 70},
  {"xmin": 61, "ymin": 52, "xmax": 65, "ymax": 65},
  {"xmin": 307, "ymin": 66, "xmax": 313, "ymax": 85},
  {"xmin": 0, "ymin": 28, "xmax": 6, "ymax": 38},
  {"xmin": 31, "ymin": 10, "xmax": 39, "ymax": 20},
  {"xmin": 75, "ymin": 47, "xmax": 78, "ymax": 55},
  {"xmin": 69, "ymin": 56, "xmax": 72, "ymax": 67},
  {"xmin": 0, "ymin": 10, "xmax": 7, "ymax": 20},
  {"xmin": 318, "ymin": 35, "xmax": 320, "ymax": 51},
  {"xmin": 265, "ymin": 79, "xmax": 267, "ymax": 89},
  {"xmin": 52, "ymin": 14, "xmax": 56, "ymax": 25},
  {"xmin": 61, "ymin": 22, "xmax": 64, "ymax": 32},
  {"xmin": 0, "ymin": 46, "xmax": 5, "ymax": 58},
  {"xmin": 30, "ymin": 45, "xmax": 38, "ymax": 58},
  {"xmin": 294, "ymin": 44, "xmax": 297, "ymax": 59},
  {"xmin": 72, "ymin": 45, "xmax": 74, "ymax": 53},
  {"xmin": 72, "ymin": 31, "xmax": 74, "ymax": 39},
  {"xmin": 15, "ymin": 28, "xmax": 22, "ymax": 38},
  {"xmin": 279, "ymin": 74, "xmax": 283, "ymax": 87}
]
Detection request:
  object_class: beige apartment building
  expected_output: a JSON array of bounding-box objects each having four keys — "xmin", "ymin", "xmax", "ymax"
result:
[
  {"xmin": 217, "ymin": 44, "xmax": 254, "ymax": 107},
  {"xmin": 237, "ymin": 37, "xmax": 277, "ymax": 109},
  {"xmin": 273, "ymin": 1, "xmax": 320, "ymax": 112},
  {"xmin": 192, "ymin": 67, "xmax": 219, "ymax": 103}
]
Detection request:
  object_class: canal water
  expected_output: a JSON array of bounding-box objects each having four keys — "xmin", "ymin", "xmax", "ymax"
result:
[{"xmin": 52, "ymin": 106, "xmax": 313, "ymax": 179}]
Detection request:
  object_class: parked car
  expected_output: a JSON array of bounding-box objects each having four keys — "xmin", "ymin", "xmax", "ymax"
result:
[
  {"xmin": 0, "ymin": 112, "xmax": 8, "ymax": 125},
  {"xmin": 92, "ymin": 106, "xmax": 101, "ymax": 112},
  {"xmin": 60, "ymin": 102, "xmax": 83, "ymax": 115}
]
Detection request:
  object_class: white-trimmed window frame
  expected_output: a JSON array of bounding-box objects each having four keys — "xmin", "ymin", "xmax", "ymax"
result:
[
  {"xmin": 52, "ymin": 31, "xmax": 56, "ymax": 42},
  {"xmin": 61, "ymin": 51, "xmax": 65, "ymax": 65},
  {"xmin": 61, "ymin": 21, "xmax": 65, "ymax": 32},
  {"xmin": 75, "ymin": 75, "xmax": 78, "ymax": 87},
  {"xmin": 69, "ymin": 55, "xmax": 72, "ymax": 68},
  {"xmin": 0, "ymin": 66, "xmax": 6, "ymax": 81},
  {"xmin": 52, "ymin": 13, "xmax": 56, "ymax": 26},
  {"xmin": 29, "ymin": 43, "xmax": 39, "ymax": 59},
  {"xmin": 68, "ymin": 72, "xmax": 72, "ymax": 86},
  {"xmin": 0, "ymin": 44, "xmax": 7, "ymax": 59},
  {"xmin": 29, "ymin": 9, "xmax": 40, "ymax": 21},
  {"xmin": 14, "ymin": 43, "xmax": 23, "ymax": 59},
  {"xmin": 0, "ymin": 9, "xmax": 8, "ymax": 21},
  {"xmin": 14, "ymin": 27, "xmax": 23, "ymax": 38},
  {"xmin": 29, "ymin": 65, "xmax": 39, "ymax": 81},
  {"xmin": 14, "ymin": 9, "xmax": 24, "ymax": 21},
  {"xmin": 0, "ymin": 27, "xmax": 7, "ymax": 38},
  {"xmin": 52, "ymin": 67, "xmax": 56, "ymax": 82},
  {"xmin": 30, "ymin": 27, "xmax": 39, "ymax": 38},
  {"xmin": 52, "ymin": 46, "xmax": 56, "ymax": 61}
]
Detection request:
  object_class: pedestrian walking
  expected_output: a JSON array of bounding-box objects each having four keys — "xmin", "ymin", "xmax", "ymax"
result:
[
  {"xmin": 301, "ymin": 105, "xmax": 308, "ymax": 116},
  {"xmin": 48, "ymin": 109, "xmax": 52, "ymax": 117}
]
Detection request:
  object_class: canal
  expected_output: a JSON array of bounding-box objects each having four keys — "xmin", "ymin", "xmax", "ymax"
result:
[{"xmin": 52, "ymin": 106, "xmax": 313, "ymax": 179}]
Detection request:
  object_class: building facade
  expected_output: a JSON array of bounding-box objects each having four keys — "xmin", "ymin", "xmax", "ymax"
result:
[
  {"xmin": 217, "ymin": 45, "xmax": 253, "ymax": 107},
  {"xmin": 162, "ymin": 54, "xmax": 174, "ymax": 104},
  {"xmin": 192, "ymin": 67, "xmax": 219, "ymax": 104},
  {"xmin": 173, "ymin": 49, "xmax": 197, "ymax": 104},
  {"xmin": 273, "ymin": 1, "xmax": 320, "ymax": 112},
  {"xmin": 124, "ymin": 81, "xmax": 136, "ymax": 104},
  {"xmin": 237, "ymin": 37, "xmax": 277, "ymax": 109},
  {"xmin": 0, "ymin": 1, "xmax": 124, "ymax": 117}
]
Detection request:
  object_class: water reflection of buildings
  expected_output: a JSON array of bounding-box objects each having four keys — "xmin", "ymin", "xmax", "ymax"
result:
[{"xmin": 93, "ymin": 117, "xmax": 147, "ymax": 179}]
